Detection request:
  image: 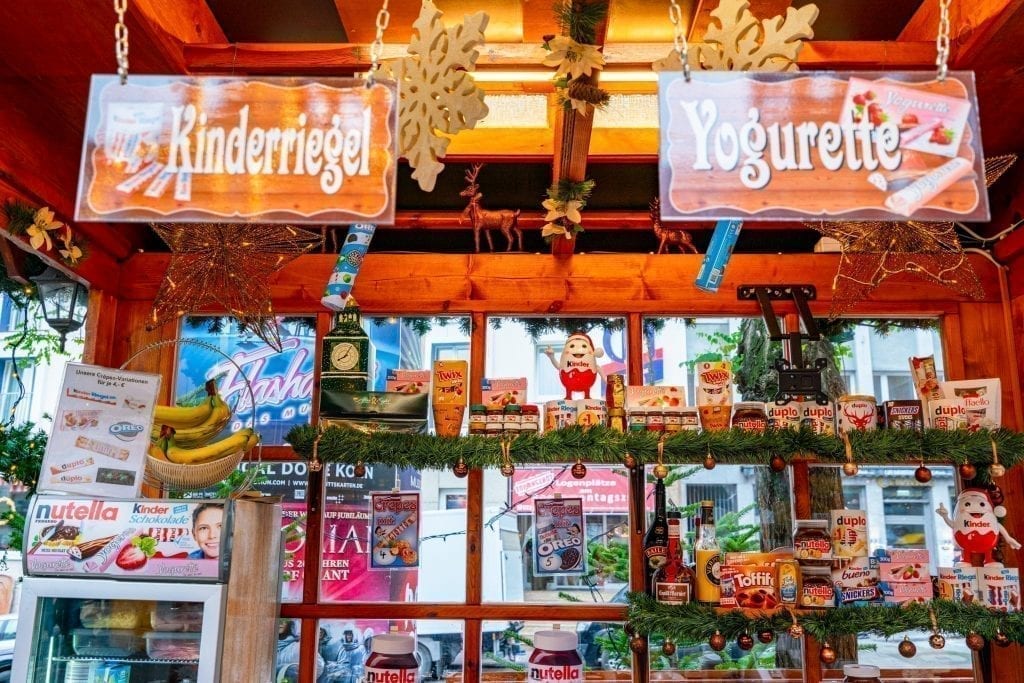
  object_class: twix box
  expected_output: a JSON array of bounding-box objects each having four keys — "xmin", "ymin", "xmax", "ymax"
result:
[
  {"xmin": 432, "ymin": 360, "xmax": 468, "ymax": 437},
  {"xmin": 831, "ymin": 509, "xmax": 868, "ymax": 558},
  {"xmin": 695, "ymin": 361, "xmax": 732, "ymax": 431}
]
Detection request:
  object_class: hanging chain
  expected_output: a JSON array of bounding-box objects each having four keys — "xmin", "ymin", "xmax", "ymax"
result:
[
  {"xmin": 368, "ymin": 0, "xmax": 392, "ymax": 82},
  {"xmin": 114, "ymin": 0, "xmax": 129, "ymax": 85},
  {"xmin": 668, "ymin": 0, "xmax": 691, "ymax": 82},
  {"xmin": 935, "ymin": 0, "xmax": 952, "ymax": 81}
]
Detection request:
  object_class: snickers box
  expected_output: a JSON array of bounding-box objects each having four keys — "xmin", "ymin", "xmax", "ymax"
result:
[{"xmin": 883, "ymin": 399, "xmax": 924, "ymax": 430}]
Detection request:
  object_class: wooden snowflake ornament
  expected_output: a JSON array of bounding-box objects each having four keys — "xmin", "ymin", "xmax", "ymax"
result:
[
  {"xmin": 654, "ymin": 0, "xmax": 819, "ymax": 73},
  {"xmin": 376, "ymin": 1, "xmax": 489, "ymax": 192}
]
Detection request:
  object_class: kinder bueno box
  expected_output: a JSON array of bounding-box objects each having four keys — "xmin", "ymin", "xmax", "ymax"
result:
[
  {"xmin": 625, "ymin": 385, "xmax": 686, "ymax": 410},
  {"xmin": 929, "ymin": 398, "xmax": 969, "ymax": 430},
  {"xmin": 481, "ymin": 377, "xmax": 528, "ymax": 409},
  {"xmin": 831, "ymin": 509, "xmax": 868, "ymax": 558},
  {"xmin": 23, "ymin": 494, "xmax": 230, "ymax": 581},
  {"xmin": 767, "ymin": 401, "xmax": 802, "ymax": 430},
  {"xmin": 938, "ymin": 566, "xmax": 980, "ymax": 604},
  {"xmin": 979, "ymin": 567, "xmax": 1020, "ymax": 612},
  {"xmin": 873, "ymin": 548, "xmax": 930, "ymax": 582},
  {"xmin": 385, "ymin": 370, "xmax": 431, "ymax": 395},
  {"xmin": 880, "ymin": 580, "xmax": 933, "ymax": 605},
  {"xmin": 833, "ymin": 558, "xmax": 880, "ymax": 605},
  {"xmin": 941, "ymin": 379, "xmax": 1001, "ymax": 431}
]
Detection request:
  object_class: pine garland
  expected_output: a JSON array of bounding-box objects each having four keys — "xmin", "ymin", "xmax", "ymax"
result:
[
  {"xmin": 285, "ymin": 424, "xmax": 1024, "ymax": 473},
  {"xmin": 628, "ymin": 593, "xmax": 1024, "ymax": 644}
]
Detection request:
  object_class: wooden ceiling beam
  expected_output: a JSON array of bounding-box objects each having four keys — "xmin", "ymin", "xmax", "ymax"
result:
[
  {"xmin": 384, "ymin": 210, "xmax": 803, "ymax": 231},
  {"xmin": 131, "ymin": 0, "xmax": 226, "ymax": 73},
  {"xmin": 183, "ymin": 40, "xmax": 936, "ymax": 72}
]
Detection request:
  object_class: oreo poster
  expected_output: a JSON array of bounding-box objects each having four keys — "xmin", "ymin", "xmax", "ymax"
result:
[{"xmin": 533, "ymin": 497, "xmax": 586, "ymax": 576}]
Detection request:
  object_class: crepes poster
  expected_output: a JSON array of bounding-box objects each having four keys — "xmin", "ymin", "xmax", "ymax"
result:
[
  {"xmin": 40, "ymin": 363, "xmax": 161, "ymax": 497},
  {"xmin": 533, "ymin": 497, "xmax": 587, "ymax": 576},
  {"xmin": 369, "ymin": 491, "xmax": 420, "ymax": 570}
]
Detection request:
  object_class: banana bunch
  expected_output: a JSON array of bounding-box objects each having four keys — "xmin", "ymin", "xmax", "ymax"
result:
[
  {"xmin": 151, "ymin": 380, "xmax": 232, "ymax": 447},
  {"xmin": 150, "ymin": 425, "xmax": 260, "ymax": 465}
]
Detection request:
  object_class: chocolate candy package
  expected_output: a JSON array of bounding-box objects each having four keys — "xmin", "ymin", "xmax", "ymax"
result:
[{"xmin": 319, "ymin": 391, "xmax": 429, "ymax": 433}]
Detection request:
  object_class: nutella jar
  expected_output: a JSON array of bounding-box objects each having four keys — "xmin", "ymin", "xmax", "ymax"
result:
[
  {"xmin": 799, "ymin": 565, "xmax": 834, "ymax": 609},
  {"xmin": 793, "ymin": 519, "xmax": 833, "ymax": 567},
  {"xmin": 732, "ymin": 402, "xmax": 767, "ymax": 432},
  {"xmin": 528, "ymin": 631, "xmax": 583, "ymax": 683},
  {"xmin": 366, "ymin": 634, "xmax": 419, "ymax": 683},
  {"xmin": 843, "ymin": 664, "xmax": 882, "ymax": 683},
  {"xmin": 469, "ymin": 405, "xmax": 487, "ymax": 436}
]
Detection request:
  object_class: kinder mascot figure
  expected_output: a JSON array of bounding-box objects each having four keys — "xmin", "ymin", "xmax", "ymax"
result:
[
  {"xmin": 937, "ymin": 487, "xmax": 1022, "ymax": 566},
  {"xmin": 544, "ymin": 331, "xmax": 605, "ymax": 399}
]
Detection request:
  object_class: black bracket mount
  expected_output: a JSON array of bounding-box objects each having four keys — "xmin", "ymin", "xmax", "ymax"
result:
[{"xmin": 737, "ymin": 285, "xmax": 828, "ymax": 405}]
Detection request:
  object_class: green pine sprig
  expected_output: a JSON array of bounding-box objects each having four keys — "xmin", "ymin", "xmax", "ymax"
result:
[
  {"xmin": 1, "ymin": 199, "xmax": 37, "ymax": 236},
  {"xmin": 285, "ymin": 424, "xmax": 1024, "ymax": 474},
  {"xmin": 627, "ymin": 593, "xmax": 1024, "ymax": 644},
  {"xmin": 555, "ymin": 0, "xmax": 609, "ymax": 45}
]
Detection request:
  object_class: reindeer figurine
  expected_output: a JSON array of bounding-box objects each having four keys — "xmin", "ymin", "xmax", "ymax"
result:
[
  {"xmin": 650, "ymin": 197, "xmax": 698, "ymax": 254},
  {"xmin": 460, "ymin": 163, "xmax": 523, "ymax": 252}
]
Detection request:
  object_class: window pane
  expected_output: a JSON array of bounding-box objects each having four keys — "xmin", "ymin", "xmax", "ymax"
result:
[
  {"xmin": 364, "ymin": 317, "xmax": 471, "ymax": 391},
  {"xmin": 837, "ymin": 321, "xmax": 944, "ymax": 398},
  {"xmin": 317, "ymin": 619, "xmax": 463, "ymax": 683},
  {"xmin": 481, "ymin": 619, "xmax": 634, "ymax": 677},
  {"xmin": 483, "ymin": 466, "xmax": 631, "ymax": 604},
  {"xmin": 176, "ymin": 316, "xmax": 316, "ymax": 445}
]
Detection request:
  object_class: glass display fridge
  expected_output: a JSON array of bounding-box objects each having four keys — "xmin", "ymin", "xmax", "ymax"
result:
[{"xmin": 13, "ymin": 494, "xmax": 282, "ymax": 683}]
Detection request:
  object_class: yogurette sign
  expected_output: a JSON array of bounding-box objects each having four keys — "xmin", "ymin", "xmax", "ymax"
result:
[
  {"xmin": 76, "ymin": 75, "xmax": 398, "ymax": 224},
  {"xmin": 658, "ymin": 71, "xmax": 989, "ymax": 222}
]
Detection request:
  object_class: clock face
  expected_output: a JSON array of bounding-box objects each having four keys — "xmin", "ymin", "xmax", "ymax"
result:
[{"xmin": 331, "ymin": 342, "xmax": 360, "ymax": 371}]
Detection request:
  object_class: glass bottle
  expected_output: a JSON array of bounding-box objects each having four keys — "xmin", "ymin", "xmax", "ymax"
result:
[
  {"xmin": 654, "ymin": 511, "xmax": 694, "ymax": 604},
  {"xmin": 694, "ymin": 500, "xmax": 721, "ymax": 605},
  {"xmin": 642, "ymin": 478, "xmax": 669, "ymax": 595}
]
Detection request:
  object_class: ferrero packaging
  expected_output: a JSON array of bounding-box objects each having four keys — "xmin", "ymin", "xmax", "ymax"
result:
[
  {"xmin": 831, "ymin": 509, "xmax": 868, "ymax": 558},
  {"xmin": 909, "ymin": 355, "xmax": 944, "ymax": 402},
  {"xmin": 833, "ymin": 558, "xmax": 880, "ymax": 605},
  {"xmin": 938, "ymin": 566, "xmax": 980, "ymax": 604},
  {"xmin": 979, "ymin": 567, "xmax": 1020, "ymax": 612},
  {"xmin": 941, "ymin": 378, "xmax": 1002, "ymax": 430}
]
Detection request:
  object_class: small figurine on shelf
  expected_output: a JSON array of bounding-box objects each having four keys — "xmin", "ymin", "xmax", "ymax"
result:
[
  {"xmin": 937, "ymin": 487, "xmax": 1022, "ymax": 567},
  {"xmin": 543, "ymin": 331, "xmax": 605, "ymax": 400}
]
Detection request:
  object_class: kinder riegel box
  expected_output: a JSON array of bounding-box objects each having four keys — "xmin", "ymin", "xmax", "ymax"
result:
[
  {"xmin": 625, "ymin": 385, "xmax": 686, "ymax": 410},
  {"xmin": 432, "ymin": 360, "xmax": 468, "ymax": 437},
  {"xmin": 873, "ymin": 548, "xmax": 930, "ymax": 582},
  {"xmin": 481, "ymin": 378, "xmax": 527, "ymax": 408},
  {"xmin": 385, "ymin": 370, "xmax": 431, "ymax": 395},
  {"xmin": 942, "ymin": 379, "xmax": 1002, "ymax": 431},
  {"xmin": 833, "ymin": 558, "xmax": 880, "ymax": 605},
  {"xmin": 938, "ymin": 566, "xmax": 980, "ymax": 604},
  {"xmin": 979, "ymin": 567, "xmax": 1020, "ymax": 612},
  {"xmin": 929, "ymin": 398, "xmax": 969, "ymax": 430},
  {"xmin": 831, "ymin": 509, "xmax": 868, "ymax": 558},
  {"xmin": 695, "ymin": 362, "xmax": 732, "ymax": 431},
  {"xmin": 879, "ymin": 580, "xmax": 933, "ymax": 606}
]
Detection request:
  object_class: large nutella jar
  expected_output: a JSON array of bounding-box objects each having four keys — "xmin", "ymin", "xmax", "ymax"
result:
[
  {"xmin": 843, "ymin": 664, "xmax": 882, "ymax": 683},
  {"xmin": 528, "ymin": 631, "xmax": 583, "ymax": 683},
  {"xmin": 365, "ymin": 634, "xmax": 419, "ymax": 683},
  {"xmin": 793, "ymin": 519, "xmax": 833, "ymax": 567},
  {"xmin": 732, "ymin": 402, "xmax": 767, "ymax": 432}
]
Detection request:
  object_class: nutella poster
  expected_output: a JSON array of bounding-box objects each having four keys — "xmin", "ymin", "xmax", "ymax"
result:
[
  {"xmin": 40, "ymin": 363, "xmax": 161, "ymax": 498},
  {"xmin": 659, "ymin": 71, "xmax": 989, "ymax": 221},
  {"xmin": 533, "ymin": 497, "xmax": 587, "ymax": 576},
  {"xmin": 24, "ymin": 495, "xmax": 228, "ymax": 581}
]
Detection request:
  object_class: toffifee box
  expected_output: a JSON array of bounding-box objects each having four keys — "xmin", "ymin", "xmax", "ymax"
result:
[
  {"xmin": 938, "ymin": 566, "xmax": 980, "ymax": 604},
  {"xmin": 979, "ymin": 567, "xmax": 1020, "ymax": 612},
  {"xmin": 873, "ymin": 548, "xmax": 930, "ymax": 582},
  {"xmin": 831, "ymin": 509, "xmax": 868, "ymax": 558}
]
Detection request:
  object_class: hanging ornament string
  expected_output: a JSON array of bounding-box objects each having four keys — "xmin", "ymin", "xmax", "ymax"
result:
[
  {"xmin": 367, "ymin": 0, "xmax": 392, "ymax": 84},
  {"xmin": 668, "ymin": 0, "xmax": 692, "ymax": 82},
  {"xmin": 935, "ymin": 0, "xmax": 952, "ymax": 81},
  {"xmin": 113, "ymin": 0, "xmax": 129, "ymax": 85}
]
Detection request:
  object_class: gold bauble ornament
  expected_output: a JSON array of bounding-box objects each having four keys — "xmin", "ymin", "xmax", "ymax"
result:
[
  {"xmin": 629, "ymin": 635, "xmax": 647, "ymax": 653},
  {"xmin": 843, "ymin": 460, "xmax": 859, "ymax": 476},
  {"xmin": 653, "ymin": 463, "xmax": 669, "ymax": 479},
  {"xmin": 500, "ymin": 462, "xmax": 515, "ymax": 477},
  {"xmin": 899, "ymin": 636, "xmax": 917, "ymax": 658},
  {"xmin": 966, "ymin": 632, "xmax": 986, "ymax": 651},
  {"xmin": 819, "ymin": 642, "xmax": 837, "ymax": 664},
  {"xmin": 788, "ymin": 622, "xmax": 804, "ymax": 638},
  {"xmin": 309, "ymin": 457, "xmax": 323, "ymax": 473},
  {"xmin": 991, "ymin": 462, "xmax": 1007, "ymax": 478},
  {"xmin": 929, "ymin": 633, "xmax": 946, "ymax": 650}
]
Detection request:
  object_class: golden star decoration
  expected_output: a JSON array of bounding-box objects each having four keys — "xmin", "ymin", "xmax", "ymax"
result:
[
  {"xmin": 149, "ymin": 224, "xmax": 322, "ymax": 351},
  {"xmin": 812, "ymin": 154, "xmax": 1017, "ymax": 318}
]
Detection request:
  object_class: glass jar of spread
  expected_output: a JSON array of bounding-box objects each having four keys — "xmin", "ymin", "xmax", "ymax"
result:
[
  {"xmin": 520, "ymin": 405, "xmax": 540, "ymax": 433},
  {"xmin": 469, "ymin": 405, "xmax": 487, "ymax": 436},
  {"xmin": 646, "ymin": 411, "xmax": 665, "ymax": 433},
  {"xmin": 837, "ymin": 394, "xmax": 878, "ymax": 433},
  {"xmin": 663, "ymin": 409, "xmax": 682, "ymax": 433},
  {"xmin": 843, "ymin": 664, "xmax": 882, "ymax": 683},
  {"xmin": 628, "ymin": 411, "xmax": 647, "ymax": 432},
  {"xmin": 528, "ymin": 630, "xmax": 583, "ymax": 683},
  {"xmin": 732, "ymin": 402, "xmax": 767, "ymax": 432},
  {"xmin": 503, "ymin": 404, "xmax": 522, "ymax": 433},
  {"xmin": 485, "ymin": 406, "xmax": 504, "ymax": 436},
  {"xmin": 365, "ymin": 634, "xmax": 419, "ymax": 683},
  {"xmin": 793, "ymin": 519, "xmax": 833, "ymax": 566},
  {"xmin": 799, "ymin": 565, "xmax": 834, "ymax": 608}
]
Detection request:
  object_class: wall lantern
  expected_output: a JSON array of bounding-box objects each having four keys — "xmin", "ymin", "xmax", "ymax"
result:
[{"xmin": 31, "ymin": 266, "xmax": 89, "ymax": 351}]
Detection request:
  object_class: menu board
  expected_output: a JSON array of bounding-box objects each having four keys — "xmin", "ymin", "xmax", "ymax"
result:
[
  {"xmin": 24, "ymin": 495, "xmax": 230, "ymax": 582},
  {"xmin": 40, "ymin": 364, "xmax": 161, "ymax": 497}
]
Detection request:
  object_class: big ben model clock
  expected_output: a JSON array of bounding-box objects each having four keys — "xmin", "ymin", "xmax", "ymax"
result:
[{"xmin": 321, "ymin": 306, "xmax": 372, "ymax": 391}]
